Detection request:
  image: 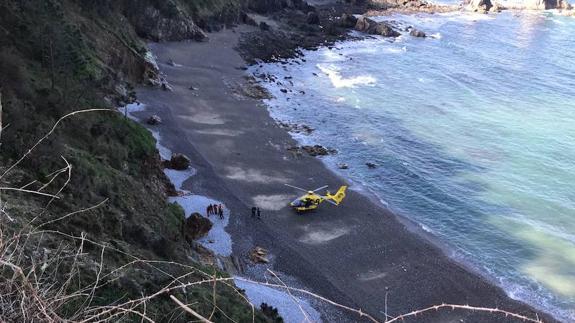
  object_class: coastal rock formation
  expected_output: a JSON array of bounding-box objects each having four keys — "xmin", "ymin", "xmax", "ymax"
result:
[
  {"xmin": 355, "ymin": 16, "xmax": 400, "ymax": 37},
  {"xmin": 128, "ymin": 6, "xmax": 206, "ymax": 41},
  {"xmin": 339, "ymin": 13, "xmax": 359, "ymax": 28},
  {"xmin": 183, "ymin": 213, "xmax": 213, "ymax": 242},
  {"xmin": 165, "ymin": 153, "xmax": 191, "ymax": 170},
  {"xmin": 287, "ymin": 145, "xmax": 337, "ymax": 157}
]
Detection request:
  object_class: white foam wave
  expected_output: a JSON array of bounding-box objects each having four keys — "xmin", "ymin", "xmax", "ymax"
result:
[{"xmin": 317, "ymin": 65, "xmax": 377, "ymax": 88}]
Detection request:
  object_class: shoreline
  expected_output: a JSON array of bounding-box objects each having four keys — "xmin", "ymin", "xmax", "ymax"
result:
[{"xmin": 129, "ymin": 19, "xmax": 558, "ymax": 323}]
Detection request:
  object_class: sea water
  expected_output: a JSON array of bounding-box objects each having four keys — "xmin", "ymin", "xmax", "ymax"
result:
[{"xmin": 253, "ymin": 10, "xmax": 575, "ymax": 321}]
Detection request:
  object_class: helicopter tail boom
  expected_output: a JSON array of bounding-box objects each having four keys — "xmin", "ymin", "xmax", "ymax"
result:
[{"xmin": 326, "ymin": 186, "xmax": 347, "ymax": 205}]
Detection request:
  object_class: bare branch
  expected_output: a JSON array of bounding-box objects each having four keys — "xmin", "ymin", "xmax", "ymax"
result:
[{"xmin": 170, "ymin": 295, "xmax": 213, "ymax": 323}]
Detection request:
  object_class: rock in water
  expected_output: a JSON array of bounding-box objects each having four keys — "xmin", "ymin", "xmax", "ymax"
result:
[
  {"xmin": 306, "ymin": 11, "xmax": 320, "ymax": 24},
  {"xmin": 354, "ymin": 16, "xmax": 373, "ymax": 32},
  {"xmin": 147, "ymin": 115, "xmax": 162, "ymax": 125},
  {"xmin": 165, "ymin": 153, "xmax": 191, "ymax": 170},
  {"xmin": 338, "ymin": 163, "xmax": 349, "ymax": 170},
  {"xmin": 302, "ymin": 145, "xmax": 337, "ymax": 156},
  {"xmin": 183, "ymin": 213, "xmax": 213, "ymax": 242},
  {"xmin": 374, "ymin": 23, "xmax": 400, "ymax": 37},
  {"xmin": 410, "ymin": 29, "xmax": 426, "ymax": 37},
  {"xmin": 355, "ymin": 16, "xmax": 400, "ymax": 37}
]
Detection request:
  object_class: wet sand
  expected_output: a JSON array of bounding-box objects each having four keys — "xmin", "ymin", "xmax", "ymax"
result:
[{"xmin": 133, "ymin": 27, "xmax": 555, "ymax": 322}]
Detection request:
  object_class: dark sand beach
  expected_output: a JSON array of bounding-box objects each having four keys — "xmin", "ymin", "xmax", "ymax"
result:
[{"xmin": 132, "ymin": 27, "xmax": 556, "ymax": 322}]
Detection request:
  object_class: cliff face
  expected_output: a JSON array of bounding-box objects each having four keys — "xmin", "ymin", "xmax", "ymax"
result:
[{"xmin": 0, "ymin": 0, "xmax": 286, "ymax": 321}]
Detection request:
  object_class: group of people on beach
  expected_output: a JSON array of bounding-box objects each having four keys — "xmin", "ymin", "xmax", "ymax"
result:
[
  {"xmin": 251, "ymin": 207, "xmax": 261, "ymax": 219},
  {"xmin": 207, "ymin": 204, "xmax": 224, "ymax": 219}
]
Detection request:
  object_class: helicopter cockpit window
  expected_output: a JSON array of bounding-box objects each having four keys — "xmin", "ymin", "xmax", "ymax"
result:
[{"xmin": 292, "ymin": 199, "xmax": 303, "ymax": 207}]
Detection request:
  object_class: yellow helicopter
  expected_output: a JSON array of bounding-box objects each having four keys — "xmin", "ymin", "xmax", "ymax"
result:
[{"xmin": 285, "ymin": 184, "xmax": 347, "ymax": 212}]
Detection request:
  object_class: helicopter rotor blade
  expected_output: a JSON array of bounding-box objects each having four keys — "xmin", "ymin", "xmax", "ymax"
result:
[
  {"xmin": 319, "ymin": 195, "xmax": 338, "ymax": 206},
  {"xmin": 284, "ymin": 183, "xmax": 309, "ymax": 193},
  {"xmin": 312, "ymin": 185, "xmax": 329, "ymax": 192}
]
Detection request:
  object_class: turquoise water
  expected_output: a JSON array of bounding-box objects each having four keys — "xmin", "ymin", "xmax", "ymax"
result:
[{"xmin": 253, "ymin": 11, "xmax": 575, "ymax": 321}]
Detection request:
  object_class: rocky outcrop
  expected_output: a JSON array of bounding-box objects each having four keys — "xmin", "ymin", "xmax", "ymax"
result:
[
  {"xmin": 287, "ymin": 145, "xmax": 337, "ymax": 157},
  {"xmin": 355, "ymin": 16, "xmax": 400, "ymax": 37},
  {"xmin": 339, "ymin": 13, "xmax": 359, "ymax": 28},
  {"xmin": 128, "ymin": 6, "xmax": 206, "ymax": 41},
  {"xmin": 183, "ymin": 213, "xmax": 213, "ymax": 242},
  {"xmin": 164, "ymin": 153, "xmax": 191, "ymax": 170}
]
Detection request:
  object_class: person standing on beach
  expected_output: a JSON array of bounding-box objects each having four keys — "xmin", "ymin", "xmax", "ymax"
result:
[
  {"xmin": 257, "ymin": 207, "xmax": 261, "ymax": 220},
  {"xmin": 218, "ymin": 204, "xmax": 224, "ymax": 219},
  {"xmin": 251, "ymin": 206, "xmax": 257, "ymax": 218},
  {"xmin": 207, "ymin": 204, "xmax": 212, "ymax": 217}
]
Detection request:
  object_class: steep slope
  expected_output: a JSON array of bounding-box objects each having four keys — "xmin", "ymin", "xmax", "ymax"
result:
[{"xmin": 0, "ymin": 0, "xmax": 287, "ymax": 321}]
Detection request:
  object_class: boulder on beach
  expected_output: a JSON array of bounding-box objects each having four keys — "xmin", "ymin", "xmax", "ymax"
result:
[
  {"xmin": 164, "ymin": 153, "xmax": 191, "ymax": 170},
  {"xmin": 183, "ymin": 213, "xmax": 213, "ymax": 242},
  {"xmin": 147, "ymin": 115, "xmax": 162, "ymax": 125},
  {"xmin": 250, "ymin": 246, "xmax": 269, "ymax": 263},
  {"xmin": 410, "ymin": 28, "xmax": 426, "ymax": 37}
]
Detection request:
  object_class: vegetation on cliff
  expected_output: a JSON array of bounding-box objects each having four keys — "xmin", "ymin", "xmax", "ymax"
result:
[{"xmin": 0, "ymin": 0, "xmax": 289, "ymax": 321}]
